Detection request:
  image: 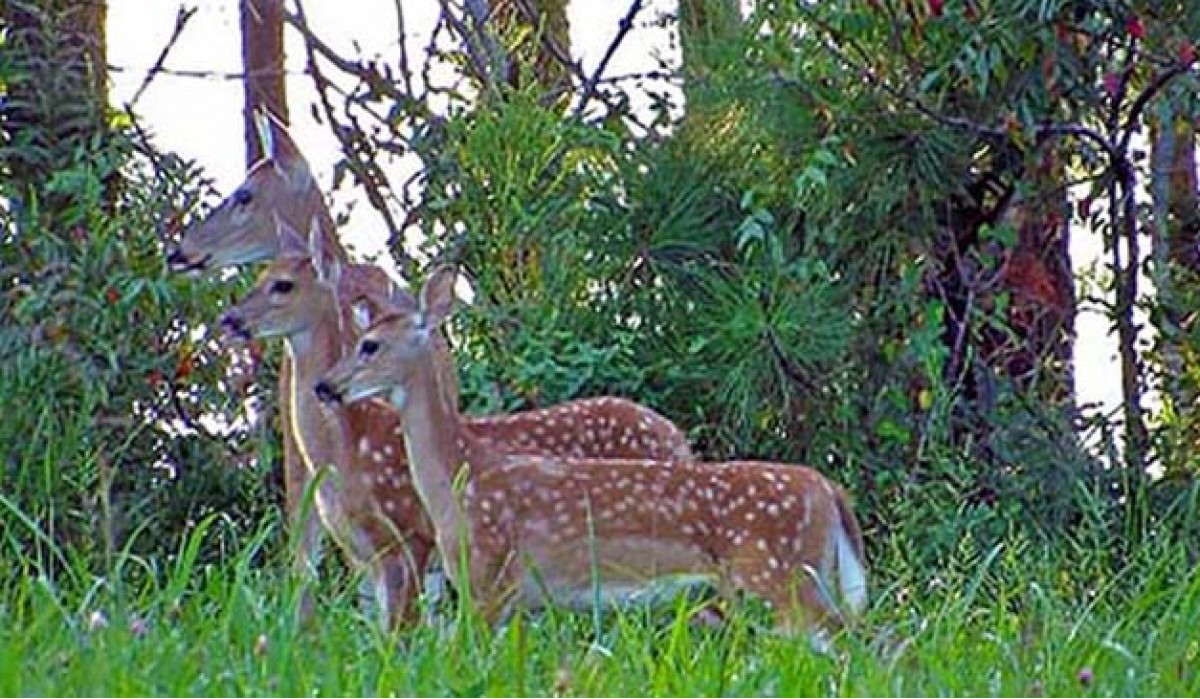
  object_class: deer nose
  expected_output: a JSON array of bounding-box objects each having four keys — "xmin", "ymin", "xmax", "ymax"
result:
[
  {"xmin": 166, "ymin": 248, "xmax": 190, "ymax": 271},
  {"xmin": 219, "ymin": 312, "xmax": 250, "ymax": 341},
  {"xmin": 314, "ymin": 381, "xmax": 342, "ymax": 405}
]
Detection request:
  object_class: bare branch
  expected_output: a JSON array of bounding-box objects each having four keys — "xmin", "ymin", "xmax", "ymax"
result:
[
  {"xmin": 290, "ymin": 0, "xmax": 408, "ymax": 266},
  {"xmin": 126, "ymin": 4, "xmax": 198, "ymax": 109},
  {"xmin": 282, "ymin": 8, "xmax": 403, "ymax": 102},
  {"xmin": 1120, "ymin": 64, "xmax": 1190, "ymax": 152},
  {"xmin": 438, "ymin": 0, "xmax": 507, "ymax": 95},
  {"xmin": 574, "ymin": 0, "xmax": 647, "ymax": 119},
  {"xmin": 392, "ymin": 0, "xmax": 416, "ymax": 98},
  {"xmin": 110, "ymin": 64, "xmax": 304, "ymax": 82}
]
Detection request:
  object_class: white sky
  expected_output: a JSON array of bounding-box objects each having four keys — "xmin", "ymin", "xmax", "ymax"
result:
[
  {"xmin": 106, "ymin": 0, "xmax": 1126, "ymax": 421},
  {"xmin": 107, "ymin": 0, "xmax": 676, "ymax": 256}
]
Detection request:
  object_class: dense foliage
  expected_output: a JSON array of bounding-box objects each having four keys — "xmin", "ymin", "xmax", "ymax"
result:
[
  {"xmin": 2, "ymin": 0, "xmax": 1200, "ymax": 651},
  {"xmin": 0, "ymin": 106, "xmax": 277, "ymax": 575}
]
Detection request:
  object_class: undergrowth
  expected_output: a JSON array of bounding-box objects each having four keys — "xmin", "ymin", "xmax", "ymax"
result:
[{"xmin": 1, "ymin": 501, "xmax": 1198, "ymax": 697}]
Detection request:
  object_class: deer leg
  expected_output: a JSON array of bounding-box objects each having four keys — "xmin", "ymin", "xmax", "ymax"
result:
[
  {"xmin": 347, "ymin": 560, "xmax": 399, "ymax": 635},
  {"xmin": 291, "ymin": 502, "xmax": 324, "ymax": 626},
  {"xmin": 762, "ymin": 572, "xmax": 843, "ymax": 655},
  {"xmin": 474, "ymin": 556, "xmax": 524, "ymax": 628},
  {"xmin": 282, "ymin": 359, "xmax": 323, "ymax": 627},
  {"xmin": 382, "ymin": 548, "xmax": 426, "ymax": 631},
  {"xmin": 723, "ymin": 551, "xmax": 842, "ymax": 653}
]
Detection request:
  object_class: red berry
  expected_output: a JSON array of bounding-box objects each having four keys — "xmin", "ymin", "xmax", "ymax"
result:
[
  {"xmin": 1103, "ymin": 73, "xmax": 1121, "ymax": 96},
  {"xmin": 1126, "ymin": 15, "xmax": 1145, "ymax": 40}
]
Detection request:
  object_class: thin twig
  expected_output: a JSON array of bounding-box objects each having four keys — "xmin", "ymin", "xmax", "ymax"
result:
[
  {"xmin": 1120, "ymin": 64, "xmax": 1189, "ymax": 152},
  {"xmin": 594, "ymin": 68, "xmax": 680, "ymax": 86},
  {"xmin": 282, "ymin": 8, "xmax": 403, "ymax": 102},
  {"xmin": 510, "ymin": 0, "xmax": 588, "ymax": 97},
  {"xmin": 764, "ymin": 326, "xmax": 816, "ymax": 395},
  {"xmin": 127, "ymin": 4, "xmax": 198, "ymax": 109},
  {"xmin": 573, "ymin": 0, "xmax": 646, "ymax": 119},
  {"xmin": 291, "ymin": 0, "xmax": 406, "ymax": 256},
  {"xmin": 111, "ymin": 64, "xmax": 305, "ymax": 82},
  {"xmin": 392, "ymin": 0, "xmax": 416, "ymax": 98},
  {"xmin": 437, "ymin": 0, "xmax": 507, "ymax": 95}
]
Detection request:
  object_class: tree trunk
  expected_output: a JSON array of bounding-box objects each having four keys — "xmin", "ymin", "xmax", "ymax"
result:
[
  {"xmin": 1150, "ymin": 110, "xmax": 1200, "ymax": 473},
  {"xmin": 240, "ymin": 0, "xmax": 288, "ymax": 166},
  {"xmin": 932, "ymin": 145, "xmax": 1075, "ymax": 465},
  {"xmin": 995, "ymin": 153, "xmax": 1075, "ymax": 405},
  {"xmin": 1, "ymin": 0, "xmax": 109, "ymax": 227}
]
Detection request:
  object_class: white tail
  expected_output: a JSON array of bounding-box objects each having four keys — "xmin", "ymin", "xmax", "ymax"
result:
[
  {"xmin": 833, "ymin": 492, "xmax": 868, "ymax": 616},
  {"xmin": 315, "ymin": 265, "xmax": 869, "ymax": 640}
]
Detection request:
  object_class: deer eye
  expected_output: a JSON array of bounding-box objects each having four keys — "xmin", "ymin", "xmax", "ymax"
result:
[
  {"xmin": 271, "ymin": 280, "xmax": 295, "ymax": 294},
  {"xmin": 359, "ymin": 339, "xmax": 380, "ymax": 358},
  {"xmin": 232, "ymin": 188, "xmax": 253, "ymax": 205}
]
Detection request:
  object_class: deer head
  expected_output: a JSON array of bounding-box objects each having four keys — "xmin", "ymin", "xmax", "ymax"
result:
[
  {"xmin": 218, "ymin": 216, "xmax": 342, "ymax": 342},
  {"xmin": 168, "ymin": 110, "xmax": 319, "ymax": 273},
  {"xmin": 315, "ymin": 266, "xmax": 454, "ymax": 407}
]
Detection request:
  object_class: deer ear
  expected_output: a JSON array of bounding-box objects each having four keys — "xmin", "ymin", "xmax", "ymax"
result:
[
  {"xmin": 261, "ymin": 112, "xmax": 311, "ymax": 189},
  {"xmin": 351, "ymin": 298, "xmax": 374, "ymax": 332},
  {"xmin": 324, "ymin": 257, "xmax": 343, "ymax": 290},
  {"xmin": 390, "ymin": 287, "xmax": 418, "ymax": 314},
  {"xmin": 418, "ymin": 265, "xmax": 458, "ymax": 327},
  {"xmin": 286, "ymin": 157, "xmax": 314, "ymax": 192},
  {"xmin": 308, "ymin": 216, "xmax": 331, "ymax": 277},
  {"xmin": 255, "ymin": 108, "xmax": 311, "ymax": 188},
  {"xmin": 254, "ymin": 109, "xmax": 276, "ymax": 163},
  {"xmin": 275, "ymin": 214, "xmax": 309, "ymax": 257}
]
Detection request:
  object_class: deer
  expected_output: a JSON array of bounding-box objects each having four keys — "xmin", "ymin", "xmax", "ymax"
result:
[
  {"xmin": 218, "ymin": 216, "xmax": 697, "ymax": 630},
  {"xmin": 166, "ymin": 111, "xmax": 337, "ymax": 622},
  {"xmin": 219, "ymin": 219, "xmax": 435, "ymax": 630},
  {"xmin": 166, "ymin": 111, "xmax": 337, "ymax": 275},
  {"xmin": 167, "ymin": 110, "xmax": 696, "ymax": 622},
  {"xmin": 313, "ymin": 266, "xmax": 870, "ymax": 649}
]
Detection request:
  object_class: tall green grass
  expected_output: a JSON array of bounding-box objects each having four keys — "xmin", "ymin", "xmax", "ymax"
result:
[{"xmin": 1, "ymin": 504, "xmax": 1198, "ymax": 697}]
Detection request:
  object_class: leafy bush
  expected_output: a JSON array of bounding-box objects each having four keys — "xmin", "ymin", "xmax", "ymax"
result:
[
  {"xmin": 0, "ymin": 127, "xmax": 278, "ymax": 579},
  {"xmin": 405, "ymin": 73, "xmax": 1108, "ymax": 563},
  {"xmin": 6, "ymin": 0, "xmax": 1197, "ymax": 586}
]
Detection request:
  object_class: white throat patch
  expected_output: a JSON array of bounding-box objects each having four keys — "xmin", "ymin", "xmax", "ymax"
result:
[{"xmin": 389, "ymin": 385, "xmax": 409, "ymax": 410}]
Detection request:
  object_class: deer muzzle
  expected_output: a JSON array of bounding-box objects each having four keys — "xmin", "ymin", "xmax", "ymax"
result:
[
  {"xmin": 314, "ymin": 380, "xmax": 342, "ymax": 405},
  {"xmin": 166, "ymin": 247, "xmax": 211, "ymax": 274},
  {"xmin": 219, "ymin": 312, "xmax": 252, "ymax": 342}
]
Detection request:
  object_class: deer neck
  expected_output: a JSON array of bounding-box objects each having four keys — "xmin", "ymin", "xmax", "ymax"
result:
[
  {"xmin": 393, "ymin": 349, "xmax": 470, "ymax": 560},
  {"xmin": 283, "ymin": 297, "xmax": 348, "ymax": 476}
]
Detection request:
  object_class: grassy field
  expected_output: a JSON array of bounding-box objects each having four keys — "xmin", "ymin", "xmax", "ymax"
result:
[{"xmin": 2, "ymin": 510, "xmax": 1199, "ymax": 698}]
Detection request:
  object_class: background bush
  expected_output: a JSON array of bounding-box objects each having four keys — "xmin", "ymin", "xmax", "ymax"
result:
[
  {"xmin": 3, "ymin": 0, "xmax": 1199, "ymax": 590},
  {"xmin": 0, "ymin": 128, "xmax": 278, "ymax": 579}
]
